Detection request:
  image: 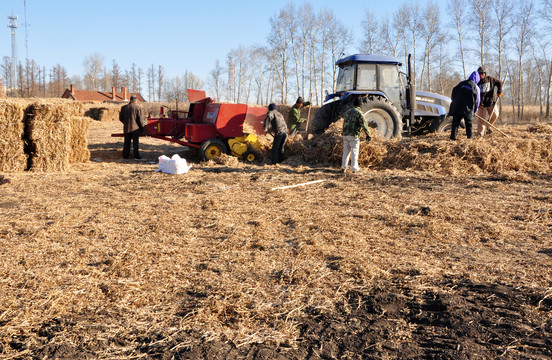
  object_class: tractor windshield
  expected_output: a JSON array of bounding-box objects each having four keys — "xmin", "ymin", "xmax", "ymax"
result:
[{"xmin": 336, "ymin": 64, "xmax": 354, "ymax": 92}]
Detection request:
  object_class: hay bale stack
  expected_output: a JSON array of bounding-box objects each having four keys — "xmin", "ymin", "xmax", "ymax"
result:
[
  {"xmin": 83, "ymin": 104, "xmax": 121, "ymax": 122},
  {"xmin": 0, "ymin": 99, "xmax": 29, "ymax": 172},
  {"xmin": 69, "ymin": 116, "xmax": 91, "ymax": 163},
  {"xmin": 26, "ymin": 99, "xmax": 84, "ymax": 172},
  {"xmin": 98, "ymin": 106, "xmax": 120, "ymax": 122}
]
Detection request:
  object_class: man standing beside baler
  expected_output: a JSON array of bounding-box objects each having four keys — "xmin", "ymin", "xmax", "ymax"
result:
[
  {"xmin": 119, "ymin": 95, "xmax": 145, "ymax": 159},
  {"xmin": 264, "ymin": 103, "xmax": 288, "ymax": 164}
]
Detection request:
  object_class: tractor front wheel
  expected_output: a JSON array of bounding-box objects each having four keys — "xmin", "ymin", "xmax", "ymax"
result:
[
  {"xmin": 199, "ymin": 138, "xmax": 228, "ymax": 161},
  {"xmin": 436, "ymin": 116, "xmax": 465, "ymax": 133}
]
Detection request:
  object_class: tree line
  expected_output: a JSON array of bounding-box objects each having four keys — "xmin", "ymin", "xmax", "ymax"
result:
[{"xmin": 1, "ymin": 0, "xmax": 551, "ymax": 121}]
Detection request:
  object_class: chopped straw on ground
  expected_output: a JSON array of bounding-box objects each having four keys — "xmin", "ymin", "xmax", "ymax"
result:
[{"xmin": 0, "ymin": 111, "xmax": 551, "ymax": 359}]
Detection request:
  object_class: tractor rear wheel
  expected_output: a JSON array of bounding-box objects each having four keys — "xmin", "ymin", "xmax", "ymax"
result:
[
  {"xmin": 358, "ymin": 96, "xmax": 402, "ymax": 140},
  {"xmin": 310, "ymin": 102, "xmax": 337, "ymax": 134},
  {"xmin": 199, "ymin": 138, "xmax": 228, "ymax": 161}
]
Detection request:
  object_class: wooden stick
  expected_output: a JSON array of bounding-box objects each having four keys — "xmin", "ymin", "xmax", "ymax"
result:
[
  {"xmin": 474, "ymin": 113, "xmax": 509, "ymax": 137},
  {"xmin": 271, "ymin": 179, "xmax": 327, "ymax": 191},
  {"xmin": 305, "ymin": 97, "xmax": 312, "ymax": 134}
]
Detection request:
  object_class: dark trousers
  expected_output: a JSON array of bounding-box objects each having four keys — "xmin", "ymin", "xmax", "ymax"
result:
[
  {"xmin": 272, "ymin": 132, "xmax": 288, "ymax": 164},
  {"xmin": 450, "ymin": 114, "xmax": 473, "ymax": 140},
  {"xmin": 123, "ymin": 131, "xmax": 141, "ymax": 159}
]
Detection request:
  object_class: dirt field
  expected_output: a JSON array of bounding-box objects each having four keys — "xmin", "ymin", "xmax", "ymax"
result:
[{"xmin": 1, "ymin": 119, "xmax": 551, "ymax": 359}]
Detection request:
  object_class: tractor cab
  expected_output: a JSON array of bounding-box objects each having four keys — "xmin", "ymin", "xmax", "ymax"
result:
[
  {"xmin": 333, "ymin": 55, "xmax": 404, "ymax": 113},
  {"xmin": 313, "ymin": 54, "xmax": 451, "ymax": 138}
]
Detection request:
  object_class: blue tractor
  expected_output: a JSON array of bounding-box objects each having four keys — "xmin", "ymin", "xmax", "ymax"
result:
[{"xmin": 311, "ymin": 54, "xmax": 452, "ymax": 139}]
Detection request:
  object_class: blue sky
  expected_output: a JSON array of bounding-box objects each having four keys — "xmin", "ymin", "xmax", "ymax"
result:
[{"xmin": 1, "ymin": 0, "xmax": 411, "ymax": 82}]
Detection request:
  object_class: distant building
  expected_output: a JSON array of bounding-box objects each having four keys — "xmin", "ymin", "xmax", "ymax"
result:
[{"xmin": 61, "ymin": 84, "xmax": 146, "ymax": 103}]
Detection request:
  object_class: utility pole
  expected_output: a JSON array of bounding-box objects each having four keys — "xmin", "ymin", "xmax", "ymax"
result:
[
  {"xmin": 24, "ymin": 0, "xmax": 29, "ymax": 60},
  {"xmin": 8, "ymin": 13, "xmax": 19, "ymax": 90}
]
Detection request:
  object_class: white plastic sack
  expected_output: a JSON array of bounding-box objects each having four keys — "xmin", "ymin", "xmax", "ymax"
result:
[{"xmin": 157, "ymin": 154, "xmax": 192, "ymax": 174}]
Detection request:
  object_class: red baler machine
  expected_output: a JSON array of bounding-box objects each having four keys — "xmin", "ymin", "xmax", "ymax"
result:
[{"xmin": 113, "ymin": 90, "xmax": 267, "ymax": 162}]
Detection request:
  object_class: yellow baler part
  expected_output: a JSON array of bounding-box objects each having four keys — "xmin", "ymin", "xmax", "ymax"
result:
[
  {"xmin": 228, "ymin": 138, "xmax": 248, "ymax": 156},
  {"xmin": 244, "ymin": 133, "xmax": 261, "ymax": 151}
]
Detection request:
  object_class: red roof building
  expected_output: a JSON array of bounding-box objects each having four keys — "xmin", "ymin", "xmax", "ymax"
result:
[{"xmin": 61, "ymin": 85, "xmax": 146, "ymax": 103}]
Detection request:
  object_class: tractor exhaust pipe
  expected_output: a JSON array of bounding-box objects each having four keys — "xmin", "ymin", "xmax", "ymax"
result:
[{"xmin": 407, "ymin": 54, "xmax": 416, "ymax": 137}]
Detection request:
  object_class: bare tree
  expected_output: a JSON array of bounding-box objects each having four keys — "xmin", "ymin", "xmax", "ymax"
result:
[
  {"xmin": 298, "ymin": 3, "xmax": 316, "ymax": 100},
  {"xmin": 419, "ymin": 2, "xmax": 442, "ymax": 91},
  {"xmin": 163, "ymin": 71, "xmax": 203, "ymax": 103},
  {"xmin": 491, "ymin": 0, "xmax": 514, "ymax": 118},
  {"xmin": 403, "ymin": 2, "xmax": 423, "ymax": 80},
  {"xmin": 471, "ymin": 0, "xmax": 494, "ymax": 67},
  {"xmin": 110, "ymin": 59, "xmax": 122, "ymax": 90},
  {"xmin": 327, "ymin": 18, "xmax": 352, "ymax": 93},
  {"xmin": 147, "ymin": 64, "xmax": 156, "ymax": 102},
  {"xmin": 447, "ymin": 0, "xmax": 469, "ymax": 78},
  {"xmin": 360, "ymin": 8, "xmax": 380, "ymax": 54},
  {"xmin": 393, "ymin": 6, "xmax": 409, "ymax": 66},
  {"xmin": 379, "ymin": 16, "xmax": 401, "ymax": 57},
  {"xmin": 209, "ymin": 59, "xmax": 225, "ymax": 102},
  {"xmin": 268, "ymin": 8, "xmax": 291, "ymax": 103},
  {"xmin": 137, "ymin": 67, "xmax": 144, "ymax": 95},
  {"xmin": 1, "ymin": 57, "xmax": 15, "ymax": 94},
  {"xmin": 50, "ymin": 64, "xmax": 68, "ymax": 97},
  {"xmin": 317, "ymin": 8, "xmax": 335, "ymax": 104},
  {"xmin": 83, "ymin": 53, "xmax": 104, "ymax": 91},
  {"xmin": 512, "ymin": 0, "xmax": 535, "ymax": 121},
  {"xmin": 228, "ymin": 45, "xmax": 251, "ymax": 103}
]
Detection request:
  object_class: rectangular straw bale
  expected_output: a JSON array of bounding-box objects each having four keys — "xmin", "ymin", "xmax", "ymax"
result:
[
  {"xmin": 84, "ymin": 106, "xmax": 103, "ymax": 120},
  {"xmin": 69, "ymin": 116, "xmax": 91, "ymax": 163},
  {"xmin": 0, "ymin": 99, "xmax": 29, "ymax": 172},
  {"xmin": 26, "ymin": 99, "xmax": 84, "ymax": 172},
  {"xmin": 99, "ymin": 106, "xmax": 121, "ymax": 121}
]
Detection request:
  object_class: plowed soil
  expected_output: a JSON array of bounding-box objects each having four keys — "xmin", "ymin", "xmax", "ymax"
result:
[{"xmin": 0, "ymin": 120, "xmax": 551, "ymax": 359}]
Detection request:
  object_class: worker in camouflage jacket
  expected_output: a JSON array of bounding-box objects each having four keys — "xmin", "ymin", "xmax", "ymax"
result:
[
  {"xmin": 264, "ymin": 103, "xmax": 288, "ymax": 164},
  {"xmin": 288, "ymin": 97, "xmax": 311, "ymax": 136},
  {"xmin": 342, "ymin": 97, "xmax": 371, "ymax": 173},
  {"xmin": 119, "ymin": 95, "xmax": 145, "ymax": 159},
  {"xmin": 449, "ymin": 71, "xmax": 480, "ymax": 140},
  {"xmin": 476, "ymin": 66, "xmax": 503, "ymax": 136}
]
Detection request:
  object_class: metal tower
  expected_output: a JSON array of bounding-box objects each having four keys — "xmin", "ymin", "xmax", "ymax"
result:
[{"xmin": 8, "ymin": 13, "xmax": 19, "ymax": 85}]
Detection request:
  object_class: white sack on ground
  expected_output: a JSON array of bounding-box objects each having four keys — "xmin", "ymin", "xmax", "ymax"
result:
[{"xmin": 157, "ymin": 154, "xmax": 192, "ymax": 174}]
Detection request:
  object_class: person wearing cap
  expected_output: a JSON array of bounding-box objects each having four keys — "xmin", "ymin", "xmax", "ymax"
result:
[
  {"xmin": 288, "ymin": 97, "xmax": 311, "ymax": 136},
  {"xmin": 119, "ymin": 95, "xmax": 145, "ymax": 159},
  {"xmin": 449, "ymin": 71, "xmax": 480, "ymax": 140},
  {"xmin": 264, "ymin": 103, "xmax": 288, "ymax": 164},
  {"xmin": 476, "ymin": 66, "xmax": 503, "ymax": 136},
  {"xmin": 342, "ymin": 97, "xmax": 371, "ymax": 173}
]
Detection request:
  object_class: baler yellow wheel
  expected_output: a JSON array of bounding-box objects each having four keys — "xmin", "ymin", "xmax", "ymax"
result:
[
  {"xmin": 199, "ymin": 138, "xmax": 228, "ymax": 161},
  {"xmin": 243, "ymin": 149, "xmax": 258, "ymax": 164}
]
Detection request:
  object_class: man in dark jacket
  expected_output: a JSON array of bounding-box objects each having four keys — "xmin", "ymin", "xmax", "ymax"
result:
[
  {"xmin": 449, "ymin": 71, "xmax": 480, "ymax": 140},
  {"xmin": 476, "ymin": 66, "xmax": 503, "ymax": 136},
  {"xmin": 264, "ymin": 103, "xmax": 288, "ymax": 164},
  {"xmin": 119, "ymin": 95, "xmax": 145, "ymax": 159}
]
